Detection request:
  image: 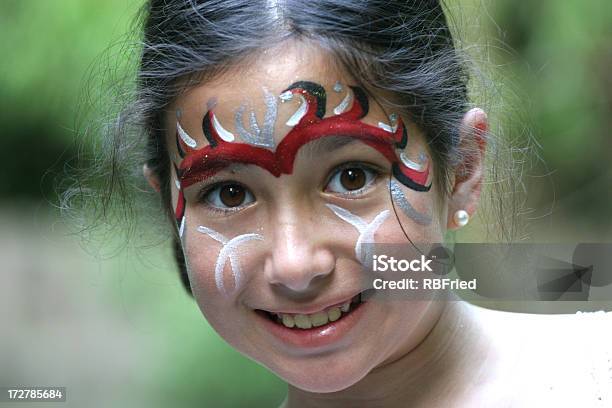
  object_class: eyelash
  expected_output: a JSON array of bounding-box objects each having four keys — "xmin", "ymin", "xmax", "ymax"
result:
[
  {"xmin": 197, "ymin": 181, "xmax": 255, "ymax": 215},
  {"xmin": 324, "ymin": 162, "xmax": 381, "ymax": 198},
  {"xmin": 195, "ymin": 162, "xmax": 382, "ymax": 215}
]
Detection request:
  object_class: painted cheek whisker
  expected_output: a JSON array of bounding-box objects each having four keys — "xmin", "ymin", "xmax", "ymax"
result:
[
  {"xmin": 326, "ymin": 204, "xmax": 390, "ymax": 266},
  {"xmin": 389, "ymin": 179, "xmax": 432, "ymax": 226},
  {"xmin": 197, "ymin": 225, "xmax": 264, "ymax": 295}
]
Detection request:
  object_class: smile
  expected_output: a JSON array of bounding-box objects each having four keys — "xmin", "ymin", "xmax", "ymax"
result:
[
  {"xmin": 259, "ymin": 292, "xmax": 365, "ymax": 329},
  {"xmin": 254, "ymin": 290, "xmax": 372, "ymax": 349}
]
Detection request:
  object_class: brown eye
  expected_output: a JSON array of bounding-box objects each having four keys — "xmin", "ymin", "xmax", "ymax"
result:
[
  {"xmin": 204, "ymin": 183, "xmax": 255, "ymax": 210},
  {"xmin": 219, "ymin": 184, "xmax": 246, "ymax": 207},
  {"xmin": 326, "ymin": 165, "xmax": 378, "ymax": 196},
  {"xmin": 340, "ymin": 168, "xmax": 366, "ymax": 190}
]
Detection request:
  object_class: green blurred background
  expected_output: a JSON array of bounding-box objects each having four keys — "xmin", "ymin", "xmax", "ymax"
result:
[{"xmin": 0, "ymin": 0, "xmax": 610, "ymax": 407}]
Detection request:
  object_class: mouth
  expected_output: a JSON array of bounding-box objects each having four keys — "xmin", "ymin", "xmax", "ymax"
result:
[
  {"xmin": 256, "ymin": 291, "xmax": 366, "ymax": 329},
  {"xmin": 254, "ymin": 290, "xmax": 372, "ymax": 349}
]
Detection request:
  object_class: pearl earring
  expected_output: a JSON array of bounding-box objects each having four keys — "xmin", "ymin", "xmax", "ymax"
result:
[{"xmin": 453, "ymin": 210, "xmax": 469, "ymax": 227}]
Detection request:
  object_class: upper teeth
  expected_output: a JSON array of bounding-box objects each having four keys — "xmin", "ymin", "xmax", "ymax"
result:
[{"xmin": 274, "ymin": 298, "xmax": 356, "ymax": 329}]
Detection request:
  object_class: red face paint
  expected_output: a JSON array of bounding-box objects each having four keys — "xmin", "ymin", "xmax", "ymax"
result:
[{"xmin": 172, "ymin": 81, "xmax": 432, "ymax": 223}]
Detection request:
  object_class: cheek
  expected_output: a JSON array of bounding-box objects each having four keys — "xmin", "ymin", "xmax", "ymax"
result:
[
  {"xmin": 183, "ymin": 237, "xmax": 217, "ymax": 298},
  {"xmin": 181, "ymin": 217, "xmax": 262, "ymax": 297},
  {"xmin": 380, "ymin": 190, "xmax": 444, "ymax": 244},
  {"xmin": 181, "ymin": 228, "xmax": 251, "ymax": 341},
  {"xmin": 180, "ymin": 231, "xmax": 225, "ymax": 326},
  {"xmin": 180, "ymin": 221, "xmax": 271, "ymax": 359}
]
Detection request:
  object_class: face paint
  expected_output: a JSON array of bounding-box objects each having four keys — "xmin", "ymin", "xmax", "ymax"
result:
[
  {"xmin": 170, "ymin": 81, "xmax": 431, "ymax": 242},
  {"xmin": 389, "ymin": 179, "xmax": 432, "ymax": 226},
  {"xmin": 400, "ymin": 152, "xmax": 426, "ymax": 171},
  {"xmin": 235, "ymin": 88, "xmax": 277, "ymax": 149},
  {"xmin": 326, "ymin": 204, "xmax": 390, "ymax": 266},
  {"xmin": 178, "ymin": 215, "xmax": 186, "ymax": 238},
  {"xmin": 197, "ymin": 225, "xmax": 264, "ymax": 295},
  {"xmin": 172, "ymin": 81, "xmax": 432, "ymax": 225},
  {"xmin": 211, "ymin": 112, "xmax": 236, "ymax": 142},
  {"xmin": 177, "ymin": 121, "xmax": 198, "ymax": 148},
  {"xmin": 333, "ymin": 89, "xmax": 352, "ymax": 115},
  {"xmin": 391, "ymin": 162, "xmax": 430, "ymax": 192},
  {"xmin": 378, "ymin": 113, "xmax": 399, "ymax": 133},
  {"xmin": 172, "ymin": 162, "xmax": 187, "ymax": 235},
  {"xmin": 280, "ymin": 92, "xmax": 308, "ymax": 126}
]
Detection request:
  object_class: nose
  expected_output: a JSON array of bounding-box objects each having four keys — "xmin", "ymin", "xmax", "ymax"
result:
[{"xmin": 264, "ymin": 212, "xmax": 335, "ymax": 293}]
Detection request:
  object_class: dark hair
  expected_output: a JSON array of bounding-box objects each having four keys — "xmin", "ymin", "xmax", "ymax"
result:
[{"xmin": 66, "ymin": 0, "xmax": 526, "ymax": 296}]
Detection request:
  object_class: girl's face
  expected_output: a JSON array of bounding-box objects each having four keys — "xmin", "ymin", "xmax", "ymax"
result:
[{"xmin": 164, "ymin": 42, "xmax": 448, "ymax": 392}]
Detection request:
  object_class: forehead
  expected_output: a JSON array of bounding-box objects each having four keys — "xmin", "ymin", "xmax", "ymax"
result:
[
  {"xmin": 166, "ymin": 41, "xmax": 393, "ymax": 145},
  {"xmin": 181, "ymin": 41, "xmax": 341, "ymax": 104},
  {"xmin": 164, "ymin": 41, "xmax": 432, "ymax": 196}
]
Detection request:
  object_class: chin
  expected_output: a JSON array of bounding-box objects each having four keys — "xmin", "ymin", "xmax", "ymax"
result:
[
  {"xmin": 266, "ymin": 349, "xmax": 377, "ymax": 393},
  {"xmin": 286, "ymin": 371, "xmax": 369, "ymax": 393}
]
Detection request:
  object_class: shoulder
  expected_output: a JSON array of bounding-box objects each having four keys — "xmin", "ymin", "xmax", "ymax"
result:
[{"xmin": 469, "ymin": 304, "xmax": 612, "ymax": 407}]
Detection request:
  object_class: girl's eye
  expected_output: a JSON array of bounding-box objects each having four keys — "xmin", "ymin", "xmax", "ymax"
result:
[
  {"xmin": 326, "ymin": 166, "xmax": 378, "ymax": 195},
  {"xmin": 203, "ymin": 183, "xmax": 255, "ymax": 210}
]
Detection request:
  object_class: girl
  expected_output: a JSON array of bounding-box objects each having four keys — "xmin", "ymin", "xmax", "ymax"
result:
[{"xmin": 76, "ymin": 0, "xmax": 611, "ymax": 406}]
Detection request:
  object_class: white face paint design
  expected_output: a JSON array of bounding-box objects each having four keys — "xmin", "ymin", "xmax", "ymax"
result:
[
  {"xmin": 326, "ymin": 204, "xmax": 390, "ymax": 266},
  {"xmin": 211, "ymin": 113, "xmax": 236, "ymax": 142},
  {"xmin": 400, "ymin": 149, "xmax": 428, "ymax": 172},
  {"xmin": 179, "ymin": 216, "xmax": 186, "ymax": 238},
  {"xmin": 177, "ymin": 121, "xmax": 198, "ymax": 148},
  {"xmin": 197, "ymin": 226, "xmax": 264, "ymax": 295},
  {"xmin": 377, "ymin": 113, "xmax": 398, "ymax": 133},
  {"xmin": 389, "ymin": 179, "xmax": 432, "ymax": 226},
  {"xmin": 235, "ymin": 87, "xmax": 277, "ymax": 148},
  {"xmin": 279, "ymin": 92, "xmax": 308, "ymax": 126},
  {"xmin": 333, "ymin": 89, "xmax": 352, "ymax": 115}
]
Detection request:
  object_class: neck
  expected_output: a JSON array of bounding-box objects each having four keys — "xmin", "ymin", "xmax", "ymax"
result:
[{"xmin": 284, "ymin": 299, "xmax": 486, "ymax": 408}]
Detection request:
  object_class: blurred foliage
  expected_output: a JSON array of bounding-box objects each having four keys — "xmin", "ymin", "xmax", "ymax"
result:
[
  {"xmin": 0, "ymin": 0, "xmax": 139, "ymax": 200},
  {"xmin": 0, "ymin": 0, "xmax": 610, "ymax": 406},
  {"xmin": 489, "ymin": 0, "xmax": 612, "ymax": 229}
]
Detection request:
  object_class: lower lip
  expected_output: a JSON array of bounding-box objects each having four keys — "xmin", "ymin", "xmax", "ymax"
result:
[{"xmin": 255, "ymin": 301, "xmax": 369, "ymax": 349}]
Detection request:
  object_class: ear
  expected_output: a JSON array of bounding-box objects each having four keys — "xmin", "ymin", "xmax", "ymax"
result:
[
  {"xmin": 446, "ymin": 108, "xmax": 488, "ymax": 230},
  {"xmin": 143, "ymin": 163, "xmax": 161, "ymax": 193}
]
